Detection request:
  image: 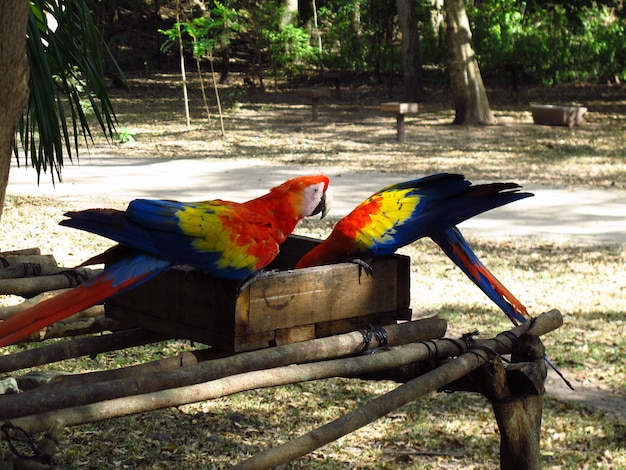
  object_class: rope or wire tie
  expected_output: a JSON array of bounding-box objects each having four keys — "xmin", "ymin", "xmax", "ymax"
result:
[
  {"xmin": 357, "ymin": 327, "xmax": 372, "ymax": 354},
  {"xmin": 419, "ymin": 340, "xmax": 438, "ymax": 360},
  {"xmin": 61, "ymin": 269, "xmax": 86, "ymax": 287},
  {"xmin": 1, "ymin": 420, "xmax": 56, "ymax": 466},
  {"xmin": 437, "ymin": 330, "xmax": 480, "ymax": 358},
  {"xmin": 461, "ymin": 330, "xmax": 479, "ymax": 349},
  {"xmin": 23, "ymin": 262, "xmax": 42, "ymax": 277},
  {"xmin": 357, "ymin": 324, "xmax": 389, "ymax": 355}
]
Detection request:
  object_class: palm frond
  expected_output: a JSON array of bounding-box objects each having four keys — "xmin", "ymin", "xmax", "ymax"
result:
[{"xmin": 15, "ymin": 0, "xmax": 120, "ymax": 184}]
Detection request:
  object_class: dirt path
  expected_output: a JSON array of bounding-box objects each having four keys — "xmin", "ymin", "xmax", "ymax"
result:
[{"xmin": 9, "ymin": 154, "xmax": 626, "ymax": 246}]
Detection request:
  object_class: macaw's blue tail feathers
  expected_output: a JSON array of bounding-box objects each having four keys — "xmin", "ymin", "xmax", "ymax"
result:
[
  {"xmin": 0, "ymin": 254, "xmax": 170, "ymax": 347},
  {"xmin": 430, "ymin": 227, "xmax": 530, "ymax": 325},
  {"xmin": 61, "ymin": 207, "xmax": 164, "ymax": 259},
  {"xmin": 426, "ymin": 182, "xmax": 533, "ymax": 238}
]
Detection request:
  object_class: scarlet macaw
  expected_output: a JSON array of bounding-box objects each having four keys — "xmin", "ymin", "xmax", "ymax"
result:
[
  {"xmin": 295, "ymin": 173, "xmax": 532, "ymax": 323},
  {"xmin": 296, "ymin": 173, "xmax": 573, "ymax": 389},
  {"xmin": 0, "ymin": 175, "xmax": 331, "ymax": 347}
]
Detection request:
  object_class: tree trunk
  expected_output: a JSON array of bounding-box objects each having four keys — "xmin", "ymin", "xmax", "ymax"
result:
[
  {"xmin": 0, "ymin": 1, "xmax": 30, "ymax": 222},
  {"xmin": 281, "ymin": 0, "xmax": 298, "ymax": 26},
  {"xmin": 444, "ymin": 0, "xmax": 496, "ymax": 125},
  {"xmin": 396, "ymin": 0, "xmax": 425, "ymax": 102}
]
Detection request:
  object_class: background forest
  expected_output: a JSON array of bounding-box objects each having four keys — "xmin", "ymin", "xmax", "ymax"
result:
[{"xmin": 91, "ymin": 0, "xmax": 626, "ymax": 89}]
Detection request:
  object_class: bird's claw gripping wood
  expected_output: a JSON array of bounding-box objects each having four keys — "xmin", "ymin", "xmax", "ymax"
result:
[
  {"xmin": 351, "ymin": 259, "xmax": 373, "ymax": 280},
  {"xmin": 237, "ymin": 269, "xmax": 280, "ymax": 292}
]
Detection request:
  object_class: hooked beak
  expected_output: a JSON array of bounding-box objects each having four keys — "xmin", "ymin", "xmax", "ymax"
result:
[{"xmin": 312, "ymin": 186, "xmax": 332, "ymax": 219}]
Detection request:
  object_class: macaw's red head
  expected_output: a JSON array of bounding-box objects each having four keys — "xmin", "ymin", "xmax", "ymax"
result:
[
  {"xmin": 242, "ymin": 175, "xmax": 331, "ymax": 245},
  {"xmin": 269, "ymin": 175, "xmax": 332, "ymax": 220}
]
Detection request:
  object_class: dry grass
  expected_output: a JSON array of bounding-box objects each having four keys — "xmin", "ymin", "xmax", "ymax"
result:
[{"xmin": 1, "ymin": 75, "xmax": 625, "ymax": 469}]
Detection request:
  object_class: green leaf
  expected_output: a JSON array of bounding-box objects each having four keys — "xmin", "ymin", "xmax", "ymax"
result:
[{"xmin": 15, "ymin": 0, "xmax": 121, "ymax": 184}]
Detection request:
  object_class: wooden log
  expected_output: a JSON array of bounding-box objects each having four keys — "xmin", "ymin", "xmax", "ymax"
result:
[
  {"xmin": 228, "ymin": 310, "xmax": 562, "ymax": 470},
  {"xmin": 5, "ymin": 312, "xmax": 561, "ymax": 437},
  {"xmin": 0, "ymin": 318, "xmax": 447, "ymax": 421},
  {"xmin": 38, "ymin": 347, "xmax": 232, "ymax": 390},
  {"xmin": 0, "ymin": 268, "xmax": 98, "ymax": 298},
  {"xmin": 0, "ymin": 328, "xmax": 167, "ymax": 374},
  {"xmin": 488, "ymin": 334, "xmax": 546, "ymax": 470},
  {"xmin": 0, "ymin": 264, "xmax": 88, "ymax": 280},
  {"xmin": 0, "ymin": 248, "xmax": 41, "ymax": 257},
  {"xmin": 0, "ymin": 254, "xmax": 58, "ymax": 277},
  {"xmin": 0, "ymin": 288, "xmax": 103, "ymax": 320},
  {"xmin": 41, "ymin": 317, "xmax": 446, "ymax": 391}
]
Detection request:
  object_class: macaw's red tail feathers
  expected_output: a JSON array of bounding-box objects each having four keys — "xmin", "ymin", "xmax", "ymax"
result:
[
  {"xmin": 0, "ymin": 254, "xmax": 170, "ymax": 347},
  {"xmin": 430, "ymin": 227, "xmax": 530, "ymax": 325}
]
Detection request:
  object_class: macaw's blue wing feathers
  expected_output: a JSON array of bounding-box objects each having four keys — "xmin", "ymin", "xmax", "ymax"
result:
[
  {"xmin": 61, "ymin": 200, "xmax": 277, "ymax": 279},
  {"xmin": 429, "ymin": 227, "xmax": 530, "ymax": 325}
]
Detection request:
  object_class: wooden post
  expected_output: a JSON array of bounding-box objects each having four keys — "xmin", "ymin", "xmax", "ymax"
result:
[
  {"xmin": 380, "ymin": 102, "xmax": 418, "ymax": 142},
  {"xmin": 322, "ymin": 71, "xmax": 348, "ymax": 99},
  {"xmin": 487, "ymin": 334, "xmax": 547, "ymax": 470},
  {"xmin": 298, "ymin": 87, "xmax": 331, "ymax": 122}
]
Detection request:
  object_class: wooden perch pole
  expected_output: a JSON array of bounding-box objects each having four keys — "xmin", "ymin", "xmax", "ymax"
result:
[
  {"xmin": 0, "ymin": 328, "xmax": 167, "ymax": 373},
  {"xmin": 0, "ymin": 248, "xmax": 41, "ymax": 256},
  {"xmin": 0, "ymin": 268, "xmax": 98, "ymax": 297},
  {"xmin": 35, "ymin": 316, "xmax": 446, "ymax": 392},
  {"xmin": 0, "ymin": 255, "xmax": 58, "ymax": 279},
  {"xmin": 0, "ymin": 318, "xmax": 447, "ymax": 424},
  {"xmin": 6, "ymin": 313, "xmax": 561, "ymax": 439},
  {"xmin": 229, "ymin": 309, "xmax": 563, "ymax": 470}
]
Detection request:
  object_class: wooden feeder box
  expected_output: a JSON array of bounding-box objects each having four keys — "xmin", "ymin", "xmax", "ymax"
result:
[
  {"xmin": 531, "ymin": 104, "xmax": 587, "ymax": 127},
  {"xmin": 106, "ymin": 235, "xmax": 411, "ymax": 352}
]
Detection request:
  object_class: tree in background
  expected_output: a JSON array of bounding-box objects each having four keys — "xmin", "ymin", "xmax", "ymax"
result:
[
  {"xmin": 444, "ymin": 0, "xmax": 495, "ymax": 125},
  {"xmin": 0, "ymin": 1, "xmax": 30, "ymax": 223},
  {"xmin": 396, "ymin": 0, "xmax": 425, "ymax": 101}
]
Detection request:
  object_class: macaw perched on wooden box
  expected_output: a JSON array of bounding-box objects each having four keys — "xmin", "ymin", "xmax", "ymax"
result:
[
  {"xmin": 0, "ymin": 175, "xmax": 331, "ymax": 347},
  {"xmin": 296, "ymin": 173, "xmax": 533, "ymax": 325}
]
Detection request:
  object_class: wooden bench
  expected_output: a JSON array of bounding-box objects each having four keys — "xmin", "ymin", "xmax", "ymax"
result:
[
  {"xmin": 322, "ymin": 70, "xmax": 350, "ymax": 99},
  {"xmin": 298, "ymin": 87, "xmax": 331, "ymax": 121},
  {"xmin": 380, "ymin": 102, "xmax": 419, "ymax": 142}
]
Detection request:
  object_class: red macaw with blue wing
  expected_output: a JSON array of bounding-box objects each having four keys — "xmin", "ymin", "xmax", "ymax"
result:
[
  {"xmin": 0, "ymin": 175, "xmax": 331, "ymax": 346},
  {"xmin": 296, "ymin": 173, "xmax": 572, "ymax": 388}
]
